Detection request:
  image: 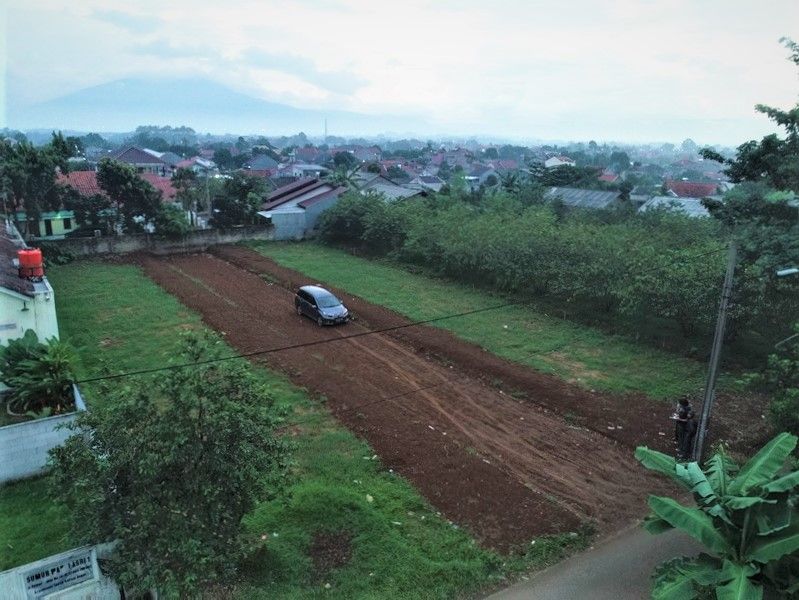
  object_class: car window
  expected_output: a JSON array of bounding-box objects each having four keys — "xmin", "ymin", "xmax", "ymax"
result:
[{"xmin": 316, "ymin": 292, "xmax": 341, "ymax": 308}]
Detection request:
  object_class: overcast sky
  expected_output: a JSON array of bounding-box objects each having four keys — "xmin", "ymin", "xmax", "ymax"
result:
[{"xmin": 2, "ymin": 0, "xmax": 798, "ymax": 144}]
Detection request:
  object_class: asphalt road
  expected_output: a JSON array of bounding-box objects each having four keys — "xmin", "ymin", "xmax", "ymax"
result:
[{"xmin": 487, "ymin": 525, "xmax": 701, "ymax": 600}]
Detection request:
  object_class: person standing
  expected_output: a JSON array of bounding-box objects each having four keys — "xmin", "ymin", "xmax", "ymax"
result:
[{"xmin": 673, "ymin": 397, "xmax": 697, "ymax": 460}]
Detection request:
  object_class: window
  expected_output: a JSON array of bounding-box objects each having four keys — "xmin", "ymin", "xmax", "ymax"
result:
[{"xmin": 63, "ymin": 218, "xmax": 72, "ymax": 230}]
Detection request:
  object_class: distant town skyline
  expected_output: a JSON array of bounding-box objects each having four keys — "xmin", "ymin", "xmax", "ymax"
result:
[{"xmin": 2, "ymin": 0, "xmax": 799, "ymax": 145}]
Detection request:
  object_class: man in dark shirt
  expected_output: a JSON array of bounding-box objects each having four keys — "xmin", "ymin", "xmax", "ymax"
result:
[{"xmin": 674, "ymin": 397, "xmax": 697, "ymax": 460}]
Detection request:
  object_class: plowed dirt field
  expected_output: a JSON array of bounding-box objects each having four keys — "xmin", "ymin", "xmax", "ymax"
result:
[{"xmin": 140, "ymin": 248, "xmax": 673, "ymax": 550}]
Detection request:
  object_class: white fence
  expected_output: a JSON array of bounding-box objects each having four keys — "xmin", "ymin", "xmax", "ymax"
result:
[{"xmin": 0, "ymin": 385, "xmax": 87, "ymax": 484}]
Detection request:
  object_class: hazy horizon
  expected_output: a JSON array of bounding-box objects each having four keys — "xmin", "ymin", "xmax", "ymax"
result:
[{"xmin": 3, "ymin": 1, "xmax": 799, "ymax": 146}]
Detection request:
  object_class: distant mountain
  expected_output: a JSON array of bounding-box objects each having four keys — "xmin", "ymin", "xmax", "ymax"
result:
[{"xmin": 8, "ymin": 78, "xmax": 426, "ymax": 136}]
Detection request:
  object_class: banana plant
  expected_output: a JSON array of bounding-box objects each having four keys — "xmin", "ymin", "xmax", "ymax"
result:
[{"xmin": 636, "ymin": 433, "xmax": 799, "ymax": 599}]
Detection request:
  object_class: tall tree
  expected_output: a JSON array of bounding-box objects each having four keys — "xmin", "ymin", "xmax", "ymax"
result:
[
  {"xmin": 96, "ymin": 159, "xmax": 162, "ymax": 232},
  {"xmin": 0, "ymin": 135, "xmax": 69, "ymax": 235}
]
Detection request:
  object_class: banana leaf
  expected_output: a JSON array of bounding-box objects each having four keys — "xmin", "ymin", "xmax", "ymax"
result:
[
  {"xmin": 652, "ymin": 558, "xmax": 699, "ymax": 600},
  {"xmin": 715, "ymin": 561, "xmax": 762, "ymax": 600},
  {"xmin": 728, "ymin": 433, "xmax": 798, "ymax": 496},
  {"xmin": 649, "ymin": 496, "xmax": 732, "ymax": 555},
  {"xmin": 763, "ymin": 471, "xmax": 799, "ymax": 494},
  {"xmin": 749, "ymin": 520, "xmax": 799, "ymax": 563},
  {"xmin": 705, "ymin": 450, "xmax": 739, "ymax": 497}
]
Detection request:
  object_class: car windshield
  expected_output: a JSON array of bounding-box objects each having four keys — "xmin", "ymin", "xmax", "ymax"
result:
[{"xmin": 316, "ymin": 292, "xmax": 341, "ymax": 308}]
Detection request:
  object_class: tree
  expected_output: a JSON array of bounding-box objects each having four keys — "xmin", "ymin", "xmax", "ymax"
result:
[
  {"xmin": 209, "ymin": 173, "xmax": 266, "ymax": 228},
  {"xmin": 333, "ymin": 151, "xmax": 358, "ymax": 170},
  {"xmin": 96, "ymin": 159, "xmax": 161, "ymax": 232},
  {"xmin": 760, "ymin": 324, "xmax": 799, "ymax": 436},
  {"xmin": 155, "ymin": 203, "xmax": 191, "ymax": 238},
  {"xmin": 386, "ymin": 165, "xmax": 410, "ymax": 184},
  {"xmin": 0, "ymin": 135, "xmax": 69, "ymax": 235},
  {"xmin": 59, "ymin": 186, "xmax": 114, "ymax": 235},
  {"xmin": 701, "ymin": 38, "xmax": 799, "ymax": 193},
  {"xmin": 49, "ymin": 333, "xmax": 288, "ymax": 597},
  {"xmin": 483, "ymin": 147, "xmax": 499, "ymax": 159},
  {"xmin": 171, "ymin": 167, "xmax": 201, "ymax": 225},
  {"xmin": 636, "ymin": 433, "xmax": 799, "ymax": 599}
]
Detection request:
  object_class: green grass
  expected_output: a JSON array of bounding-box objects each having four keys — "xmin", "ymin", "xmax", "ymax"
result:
[
  {"xmin": 249, "ymin": 241, "xmax": 715, "ymax": 400},
  {"xmin": 0, "ymin": 477, "xmax": 72, "ymax": 571},
  {"xmin": 0, "ymin": 260, "xmax": 589, "ymax": 597}
]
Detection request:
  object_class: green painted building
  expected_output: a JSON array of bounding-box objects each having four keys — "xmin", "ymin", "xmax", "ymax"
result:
[{"xmin": 13, "ymin": 210, "xmax": 77, "ymax": 239}]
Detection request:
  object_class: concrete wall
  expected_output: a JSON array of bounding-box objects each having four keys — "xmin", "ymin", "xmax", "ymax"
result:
[
  {"xmin": 46, "ymin": 225, "xmax": 275, "ymax": 258},
  {"xmin": 304, "ymin": 195, "xmax": 339, "ymax": 234},
  {"xmin": 0, "ymin": 385, "xmax": 87, "ymax": 484},
  {"xmin": 0, "ymin": 543, "xmax": 120, "ymax": 600},
  {"xmin": 271, "ymin": 211, "xmax": 307, "ymax": 240}
]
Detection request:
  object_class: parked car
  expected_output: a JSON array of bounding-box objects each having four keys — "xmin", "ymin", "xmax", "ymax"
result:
[{"xmin": 294, "ymin": 285, "xmax": 350, "ymax": 326}]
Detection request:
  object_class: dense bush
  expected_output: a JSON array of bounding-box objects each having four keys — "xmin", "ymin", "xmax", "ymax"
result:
[{"xmin": 317, "ymin": 188, "xmax": 799, "ymax": 361}]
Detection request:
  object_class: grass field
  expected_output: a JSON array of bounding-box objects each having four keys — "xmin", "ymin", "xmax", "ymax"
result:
[
  {"xmin": 0, "ymin": 261, "xmax": 588, "ymax": 597},
  {"xmin": 249, "ymin": 242, "xmax": 718, "ymax": 400}
]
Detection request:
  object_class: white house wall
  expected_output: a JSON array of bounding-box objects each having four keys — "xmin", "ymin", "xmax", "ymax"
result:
[{"xmin": 0, "ymin": 284, "xmax": 59, "ymax": 346}]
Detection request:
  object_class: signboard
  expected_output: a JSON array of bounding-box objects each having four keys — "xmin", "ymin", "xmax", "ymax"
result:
[{"xmin": 22, "ymin": 549, "xmax": 97, "ymax": 599}]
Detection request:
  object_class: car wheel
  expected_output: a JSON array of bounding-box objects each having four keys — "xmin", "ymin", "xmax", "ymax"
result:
[
  {"xmin": 316, "ymin": 316, "xmax": 324, "ymax": 327},
  {"xmin": 296, "ymin": 305, "xmax": 302, "ymax": 316}
]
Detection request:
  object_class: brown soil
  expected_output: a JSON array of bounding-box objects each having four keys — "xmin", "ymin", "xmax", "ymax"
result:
[
  {"xmin": 308, "ymin": 531, "xmax": 353, "ymax": 581},
  {"xmin": 138, "ymin": 249, "xmax": 678, "ymax": 551}
]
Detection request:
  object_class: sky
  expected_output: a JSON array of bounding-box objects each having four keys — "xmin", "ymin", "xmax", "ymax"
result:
[{"xmin": 2, "ymin": 0, "xmax": 799, "ymax": 145}]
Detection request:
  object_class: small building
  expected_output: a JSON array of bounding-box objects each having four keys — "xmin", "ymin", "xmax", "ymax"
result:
[
  {"xmin": 465, "ymin": 166, "xmax": 498, "ymax": 190},
  {"xmin": 108, "ymin": 146, "xmax": 170, "ymax": 176},
  {"xmin": 0, "ymin": 220, "xmax": 59, "ymax": 347},
  {"xmin": 13, "ymin": 210, "xmax": 77, "ymax": 239},
  {"xmin": 546, "ymin": 187, "xmax": 621, "ymax": 210},
  {"xmin": 360, "ymin": 175, "xmax": 424, "ymax": 202},
  {"xmin": 664, "ymin": 180, "xmax": 718, "ymax": 198},
  {"xmin": 638, "ymin": 196, "xmax": 711, "ymax": 218},
  {"xmin": 409, "ymin": 175, "xmax": 445, "ymax": 192},
  {"xmin": 290, "ymin": 163, "xmax": 328, "ymax": 178},
  {"xmin": 544, "ymin": 156, "xmax": 576, "ymax": 169},
  {"xmin": 258, "ymin": 178, "xmax": 347, "ymax": 240}
]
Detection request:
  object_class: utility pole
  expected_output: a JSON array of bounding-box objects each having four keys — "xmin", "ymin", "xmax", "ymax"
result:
[{"xmin": 693, "ymin": 241, "xmax": 737, "ymax": 462}]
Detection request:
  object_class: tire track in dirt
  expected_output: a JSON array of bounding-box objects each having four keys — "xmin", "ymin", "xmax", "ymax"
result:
[{"xmin": 140, "ymin": 252, "xmax": 667, "ymax": 550}]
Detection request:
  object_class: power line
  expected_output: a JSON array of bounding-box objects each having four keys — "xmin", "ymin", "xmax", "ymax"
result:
[{"xmin": 74, "ymin": 300, "xmax": 517, "ymax": 384}]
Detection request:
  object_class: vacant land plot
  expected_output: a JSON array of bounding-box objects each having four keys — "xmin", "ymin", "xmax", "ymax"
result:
[
  {"xmin": 247, "ymin": 242, "xmax": 716, "ymax": 400},
  {"xmin": 1, "ymin": 261, "xmax": 587, "ymax": 599},
  {"xmin": 141, "ymin": 250, "xmax": 673, "ymax": 548}
]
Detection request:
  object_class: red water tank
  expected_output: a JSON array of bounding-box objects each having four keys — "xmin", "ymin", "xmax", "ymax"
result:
[{"xmin": 18, "ymin": 248, "xmax": 44, "ymax": 279}]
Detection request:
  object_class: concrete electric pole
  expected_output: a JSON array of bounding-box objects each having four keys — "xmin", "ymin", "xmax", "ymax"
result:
[{"xmin": 693, "ymin": 241, "xmax": 738, "ymax": 462}]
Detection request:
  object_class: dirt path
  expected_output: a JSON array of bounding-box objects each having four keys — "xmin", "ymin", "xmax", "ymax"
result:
[{"xmin": 140, "ymin": 250, "xmax": 669, "ymax": 551}]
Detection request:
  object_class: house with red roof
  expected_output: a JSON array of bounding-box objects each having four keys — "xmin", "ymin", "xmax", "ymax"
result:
[
  {"xmin": 598, "ymin": 170, "xmax": 619, "ymax": 183},
  {"xmin": 665, "ymin": 180, "xmax": 718, "ymax": 198},
  {"xmin": 58, "ymin": 171, "xmax": 177, "ymax": 201},
  {"xmin": 257, "ymin": 178, "xmax": 347, "ymax": 240}
]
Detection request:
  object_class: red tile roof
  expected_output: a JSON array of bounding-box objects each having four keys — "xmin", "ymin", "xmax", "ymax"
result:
[
  {"xmin": 665, "ymin": 180, "xmax": 718, "ymax": 198},
  {"xmin": 58, "ymin": 171, "xmax": 176, "ymax": 200},
  {"xmin": 140, "ymin": 173, "xmax": 177, "ymax": 199},
  {"xmin": 58, "ymin": 171, "xmax": 105, "ymax": 197}
]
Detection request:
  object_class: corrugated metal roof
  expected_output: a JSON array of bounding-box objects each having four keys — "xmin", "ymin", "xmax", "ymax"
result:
[
  {"xmin": 546, "ymin": 187, "xmax": 620, "ymax": 209},
  {"xmin": 639, "ymin": 196, "xmax": 711, "ymax": 218}
]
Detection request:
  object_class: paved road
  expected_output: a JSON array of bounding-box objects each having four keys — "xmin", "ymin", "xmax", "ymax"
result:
[{"xmin": 487, "ymin": 525, "xmax": 701, "ymax": 600}]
